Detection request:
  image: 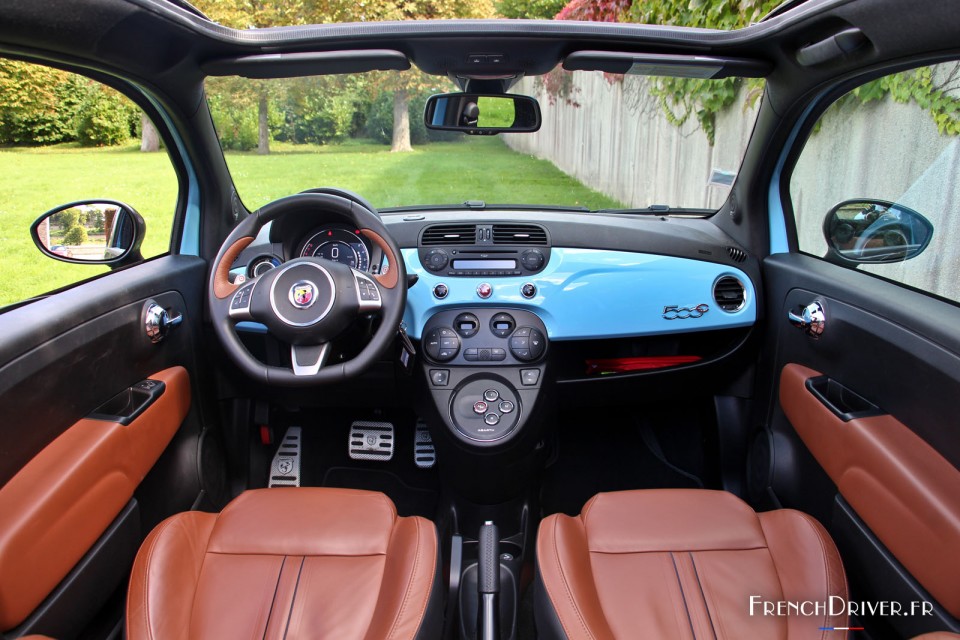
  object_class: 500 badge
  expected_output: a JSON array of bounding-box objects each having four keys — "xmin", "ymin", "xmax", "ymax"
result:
[{"xmin": 662, "ymin": 303, "xmax": 709, "ymax": 320}]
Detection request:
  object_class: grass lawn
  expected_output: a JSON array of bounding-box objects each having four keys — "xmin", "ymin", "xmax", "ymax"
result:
[{"xmin": 0, "ymin": 137, "xmax": 621, "ymax": 306}]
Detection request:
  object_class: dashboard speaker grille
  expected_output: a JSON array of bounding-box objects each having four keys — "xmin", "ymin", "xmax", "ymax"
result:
[
  {"xmin": 727, "ymin": 246, "xmax": 747, "ymax": 263},
  {"xmin": 421, "ymin": 224, "xmax": 476, "ymax": 246},
  {"xmin": 492, "ymin": 224, "xmax": 548, "ymax": 246},
  {"xmin": 713, "ymin": 276, "xmax": 746, "ymax": 312}
]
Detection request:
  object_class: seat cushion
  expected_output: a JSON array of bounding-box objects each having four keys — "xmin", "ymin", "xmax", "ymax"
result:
[
  {"xmin": 536, "ymin": 489, "xmax": 848, "ymax": 640},
  {"xmin": 126, "ymin": 488, "xmax": 440, "ymax": 640}
]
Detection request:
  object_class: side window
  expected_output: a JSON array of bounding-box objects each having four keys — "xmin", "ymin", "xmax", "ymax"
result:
[
  {"xmin": 0, "ymin": 59, "xmax": 179, "ymax": 308},
  {"xmin": 789, "ymin": 61, "xmax": 960, "ymax": 304}
]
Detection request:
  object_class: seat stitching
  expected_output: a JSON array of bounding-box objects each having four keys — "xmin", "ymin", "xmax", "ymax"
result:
[
  {"xmin": 387, "ymin": 517, "xmax": 424, "ymax": 640},
  {"xmin": 282, "ymin": 556, "xmax": 305, "ymax": 640},
  {"xmin": 669, "ymin": 552, "xmax": 697, "ymax": 639},
  {"xmin": 795, "ymin": 513, "xmax": 835, "ymax": 640},
  {"xmin": 758, "ymin": 515, "xmax": 789, "ymax": 640},
  {"xmin": 261, "ymin": 555, "xmax": 287, "ymax": 640},
  {"xmin": 547, "ymin": 516, "xmax": 596, "ymax": 640},
  {"xmin": 688, "ymin": 552, "xmax": 719, "ymax": 640},
  {"xmin": 138, "ymin": 516, "xmax": 179, "ymax": 640}
]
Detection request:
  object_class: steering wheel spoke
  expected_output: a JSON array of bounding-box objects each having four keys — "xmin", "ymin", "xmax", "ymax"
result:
[
  {"xmin": 291, "ymin": 342, "xmax": 332, "ymax": 376},
  {"xmin": 352, "ymin": 268, "xmax": 382, "ymax": 313}
]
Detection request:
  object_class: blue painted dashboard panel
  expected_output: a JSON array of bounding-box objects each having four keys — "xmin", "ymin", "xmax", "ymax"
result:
[{"xmin": 401, "ymin": 248, "xmax": 755, "ymax": 341}]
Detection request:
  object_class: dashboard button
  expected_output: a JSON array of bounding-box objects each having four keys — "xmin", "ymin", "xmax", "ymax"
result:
[
  {"xmin": 484, "ymin": 413, "xmax": 501, "ymax": 426},
  {"xmin": 477, "ymin": 283, "xmax": 493, "ymax": 299},
  {"xmin": 513, "ymin": 327, "xmax": 531, "ymax": 338},
  {"xmin": 512, "ymin": 348, "xmax": 531, "ymax": 360},
  {"xmin": 521, "ymin": 283, "xmax": 537, "ymax": 299},
  {"xmin": 529, "ymin": 329, "xmax": 546, "ymax": 359},
  {"xmin": 433, "ymin": 283, "xmax": 449, "ymax": 299},
  {"xmin": 430, "ymin": 369, "xmax": 449, "ymax": 386},
  {"xmin": 521, "ymin": 369, "xmax": 540, "ymax": 386},
  {"xmin": 498, "ymin": 400, "xmax": 515, "ymax": 414},
  {"xmin": 509, "ymin": 336, "xmax": 529, "ymax": 350},
  {"xmin": 464, "ymin": 348, "xmax": 479, "ymax": 361},
  {"xmin": 473, "ymin": 401, "xmax": 488, "ymax": 415},
  {"xmin": 440, "ymin": 337, "xmax": 459, "ymax": 349},
  {"xmin": 491, "ymin": 348, "xmax": 506, "ymax": 361},
  {"xmin": 483, "ymin": 389, "xmax": 500, "ymax": 402}
]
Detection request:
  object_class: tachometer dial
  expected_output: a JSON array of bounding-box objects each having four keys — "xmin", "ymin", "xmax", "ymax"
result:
[{"xmin": 300, "ymin": 227, "xmax": 370, "ymax": 271}]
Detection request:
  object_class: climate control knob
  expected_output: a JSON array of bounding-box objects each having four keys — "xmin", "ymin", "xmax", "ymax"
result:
[
  {"xmin": 509, "ymin": 326, "xmax": 547, "ymax": 362},
  {"xmin": 424, "ymin": 327, "xmax": 460, "ymax": 362}
]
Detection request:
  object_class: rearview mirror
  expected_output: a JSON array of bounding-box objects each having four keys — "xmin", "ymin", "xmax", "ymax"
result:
[
  {"xmin": 31, "ymin": 200, "xmax": 145, "ymax": 267},
  {"xmin": 424, "ymin": 93, "xmax": 541, "ymax": 134},
  {"xmin": 823, "ymin": 199, "xmax": 933, "ymax": 265}
]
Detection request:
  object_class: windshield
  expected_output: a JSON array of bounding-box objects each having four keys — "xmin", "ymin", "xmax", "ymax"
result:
[{"xmin": 207, "ymin": 69, "xmax": 761, "ymax": 212}]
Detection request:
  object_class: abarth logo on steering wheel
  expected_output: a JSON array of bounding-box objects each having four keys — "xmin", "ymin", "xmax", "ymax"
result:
[{"xmin": 290, "ymin": 281, "xmax": 317, "ymax": 309}]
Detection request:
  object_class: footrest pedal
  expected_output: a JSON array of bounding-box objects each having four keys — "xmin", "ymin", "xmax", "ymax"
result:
[{"xmin": 415, "ymin": 421, "xmax": 436, "ymax": 469}]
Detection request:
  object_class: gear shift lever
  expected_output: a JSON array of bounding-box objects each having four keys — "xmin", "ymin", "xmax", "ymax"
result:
[{"xmin": 477, "ymin": 521, "xmax": 501, "ymax": 640}]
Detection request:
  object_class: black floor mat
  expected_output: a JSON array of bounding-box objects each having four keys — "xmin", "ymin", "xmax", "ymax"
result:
[
  {"xmin": 294, "ymin": 411, "xmax": 440, "ymax": 519},
  {"xmin": 540, "ymin": 405, "xmax": 715, "ymax": 517}
]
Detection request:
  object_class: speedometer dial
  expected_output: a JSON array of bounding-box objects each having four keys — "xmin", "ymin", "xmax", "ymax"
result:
[{"xmin": 300, "ymin": 227, "xmax": 370, "ymax": 271}]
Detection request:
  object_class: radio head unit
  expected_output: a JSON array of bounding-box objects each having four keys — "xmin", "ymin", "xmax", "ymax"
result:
[{"xmin": 418, "ymin": 222, "xmax": 550, "ymax": 277}]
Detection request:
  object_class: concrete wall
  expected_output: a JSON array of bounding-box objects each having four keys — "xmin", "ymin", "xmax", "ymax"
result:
[
  {"xmin": 506, "ymin": 67, "xmax": 960, "ymax": 302},
  {"xmin": 506, "ymin": 72, "xmax": 759, "ymax": 210}
]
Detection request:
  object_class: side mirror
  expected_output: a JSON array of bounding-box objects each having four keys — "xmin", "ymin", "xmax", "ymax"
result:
[
  {"xmin": 424, "ymin": 93, "xmax": 541, "ymax": 135},
  {"xmin": 30, "ymin": 200, "xmax": 145, "ymax": 268},
  {"xmin": 822, "ymin": 199, "xmax": 933, "ymax": 265}
]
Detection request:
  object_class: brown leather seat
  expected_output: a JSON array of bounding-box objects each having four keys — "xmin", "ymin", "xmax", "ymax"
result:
[
  {"xmin": 126, "ymin": 488, "xmax": 441, "ymax": 639},
  {"xmin": 535, "ymin": 489, "xmax": 849, "ymax": 639}
]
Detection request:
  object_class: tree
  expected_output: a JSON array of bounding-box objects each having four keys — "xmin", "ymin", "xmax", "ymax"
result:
[
  {"xmin": 140, "ymin": 114, "xmax": 160, "ymax": 151},
  {"xmin": 63, "ymin": 225, "xmax": 88, "ymax": 246},
  {"xmin": 494, "ymin": 0, "xmax": 566, "ymax": 19}
]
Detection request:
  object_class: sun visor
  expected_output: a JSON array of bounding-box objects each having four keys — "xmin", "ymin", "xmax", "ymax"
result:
[
  {"xmin": 563, "ymin": 51, "xmax": 770, "ymax": 79},
  {"xmin": 202, "ymin": 50, "xmax": 411, "ymax": 78}
]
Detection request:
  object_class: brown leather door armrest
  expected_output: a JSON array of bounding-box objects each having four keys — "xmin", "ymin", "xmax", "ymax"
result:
[
  {"xmin": 0, "ymin": 366, "xmax": 190, "ymax": 630},
  {"xmin": 780, "ymin": 363, "xmax": 960, "ymax": 619}
]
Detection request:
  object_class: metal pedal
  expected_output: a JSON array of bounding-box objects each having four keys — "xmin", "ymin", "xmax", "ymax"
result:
[
  {"xmin": 414, "ymin": 421, "xmax": 436, "ymax": 469},
  {"xmin": 269, "ymin": 426, "xmax": 301, "ymax": 487},
  {"xmin": 349, "ymin": 421, "xmax": 394, "ymax": 461}
]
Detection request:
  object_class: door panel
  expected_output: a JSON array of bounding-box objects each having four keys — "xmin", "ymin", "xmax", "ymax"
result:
[
  {"xmin": 0, "ymin": 254, "xmax": 209, "ymax": 635},
  {"xmin": 0, "ymin": 366, "xmax": 190, "ymax": 630},
  {"xmin": 759, "ymin": 253, "xmax": 960, "ymax": 637}
]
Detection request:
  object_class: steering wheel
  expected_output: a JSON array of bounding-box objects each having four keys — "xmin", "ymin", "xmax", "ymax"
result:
[{"xmin": 207, "ymin": 192, "xmax": 406, "ymax": 386}]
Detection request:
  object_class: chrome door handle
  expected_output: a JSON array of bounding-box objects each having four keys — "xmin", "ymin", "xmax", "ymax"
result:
[
  {"xmin": 788, "ymin": 301, "xmax": 825, "ymax": 338},
  {"xmin": 144, "ymin": 301, "xmax": 183, "ymax": 344}
]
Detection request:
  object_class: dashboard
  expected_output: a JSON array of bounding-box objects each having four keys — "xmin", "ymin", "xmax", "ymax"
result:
[{"xmin": 228, "ymin": 206, "xmax": 759, "ymax": 385}]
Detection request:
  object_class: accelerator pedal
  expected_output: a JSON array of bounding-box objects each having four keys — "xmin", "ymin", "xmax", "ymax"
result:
[
  {"xmin": 349, "ymin": 421, "xmax": 394, "ymax": 461},
  {"xmin": 269, "ymin": 426, "xmax": 302, "ymax": 487},
  {"xmin": 414, "ymin": 421, "xmax": 436, "ymax": 469}
]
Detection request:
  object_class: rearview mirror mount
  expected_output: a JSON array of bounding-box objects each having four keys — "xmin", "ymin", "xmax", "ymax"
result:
[{"xmin": 424, "ymin": 93, "xmax": 541, "ymax": 135}]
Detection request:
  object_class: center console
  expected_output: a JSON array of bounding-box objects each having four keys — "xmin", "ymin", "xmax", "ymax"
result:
[{"xmin": 421, "ymin": 307, "xmax": 548, "ymax": 446}]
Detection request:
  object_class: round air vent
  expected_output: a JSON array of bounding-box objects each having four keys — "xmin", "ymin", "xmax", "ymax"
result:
[{"xmin": 713, "ymin": 276, "xmax": 746, "ymax": 312}]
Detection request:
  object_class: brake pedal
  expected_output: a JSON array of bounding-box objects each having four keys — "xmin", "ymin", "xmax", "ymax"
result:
[
  {"xmin": 268, "ymin": 426, "xmax": 301, "ymax": 487},
  {"xmin": 349, "ymin": 421, "xmax": 394, "ymax": 461},
  {"xmin": 414, "ymin": 421, "xmax": 436, "ymax": 469}
]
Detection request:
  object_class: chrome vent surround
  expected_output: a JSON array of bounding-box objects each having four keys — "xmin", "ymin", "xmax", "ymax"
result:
[
  {"xmin": 713, "ymin": 276, "xmax": 746, "ymax": 312},
  {"xmin": 727, "ymin": 246, "xmax": 747, "ymax": 263},
  {"xmin": 492, "ymin": 224, "xmax": 548, "ymax": 246},
  {"xmin": 421, "ymin": 224, "xmax": 476, "ymax": 246}
]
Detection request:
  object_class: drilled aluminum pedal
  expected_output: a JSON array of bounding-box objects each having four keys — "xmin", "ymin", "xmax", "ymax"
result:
[
  {"xmin": 349, "ymin": 421, "xmax": 394, "ymax": 461},
  {"xmin": 269, "ymin": 426, "xmax": 301, "ymax": 487},
  {"xmin": 414, "ymin": 421, "xmax": 436, "ymax": 469}
]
